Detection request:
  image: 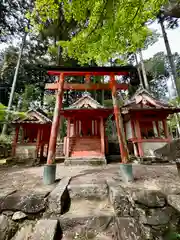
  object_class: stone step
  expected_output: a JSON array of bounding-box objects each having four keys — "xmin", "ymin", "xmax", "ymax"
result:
[
  {"xmin": 62, "ymin": 230, "xmax": 114, "ymax": 240},
  {"xmin": 71, "ymin": 151, "xmax": 102, "ymax": 157},
  {"xmin": 72, "ymin": 146, "xmax": 100, "ymax": 149},
  {"xmin": 68, "ymin": 183, "xmax": 108, "ymax": 200},
  {"xmin": 60, "ymin": 199, "xmax": 115, "ymax": 239},
  {"xmin": 12, "ymin": 219, "xmax": 61, "ymax": 240},
  {"xmin": 64, "ymin": 157, "xmax": 106, "ymax": 166}
]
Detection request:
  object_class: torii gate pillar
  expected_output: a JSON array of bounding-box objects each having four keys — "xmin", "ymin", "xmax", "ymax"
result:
[{"xmin": 43, "ymin": 73, "xmax": 64, "ymax": 185}]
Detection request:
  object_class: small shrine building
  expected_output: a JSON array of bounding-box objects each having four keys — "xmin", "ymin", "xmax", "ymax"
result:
[
  {"xmin": 122, "ymin": 87, "xmax": 180, "ymax": 157},
  {"xmin": 61, "ymin": 92, "xmax": 112, "ymax": 165},
  {"xmin": 12, "ymin": 109, "xmax": 52, "ymax": 160},
  {"xmin": 11, "ymin": 88, "xmax": 180, "ymax": 163}
]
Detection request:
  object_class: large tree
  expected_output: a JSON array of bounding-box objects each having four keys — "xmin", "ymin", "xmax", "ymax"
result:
[
  {"xmin": 30, "ymin": 0, "xmax": 166, "ymax": 64},
  {"xmin": 0, "ymin": 0, "xmax": 34, "ymax": 42}
]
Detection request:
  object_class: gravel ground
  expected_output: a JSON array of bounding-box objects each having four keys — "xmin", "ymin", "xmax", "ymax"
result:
[{"xmin": 0, "ymin": 163, "xmax": 180, "ymax": 195}]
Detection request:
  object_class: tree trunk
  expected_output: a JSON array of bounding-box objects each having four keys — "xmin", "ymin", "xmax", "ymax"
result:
[
  {"xmin": 139, "ymin": 50, "xmax": 149, "ymax": 90},
  {"xmin": 134, "ymin": 54, "xmax": 144, "ymax": 87},
  {"xmin": 159, "ymin": 16, "xmax": 179, "ymax": 97},
  {"xmin": 101, "ymin": 77, "xmax": 104, "ymax": 105},
  {"xmin": 1, "ymin": 31, "xmax": 27, "ymax": 135}
]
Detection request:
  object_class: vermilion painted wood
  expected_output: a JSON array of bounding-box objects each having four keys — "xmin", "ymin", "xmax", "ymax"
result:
[
  {"xmin": 111, "ymin": 74, "xmax": 129, "ymax": 163},
  {"xmin": 135, "ymin": 120, "xmax": 144, "ymax": 157},
  {"xmin": 47, "ymin": 73, "xmax": 64, "ymax": 165},
  {"xmin": 100, "ymin": 118, "xmax": 105, "ymax": 154},
  {"xmin": 47, "ymin": 70, "xmax": 129, "ymax": 76},
  {"xmin": 60, "ymin": 109, "xmax": 113, "ymax": 119},
  {"xmin": 45, "ymin": 82, "xmax": 128, "ymax": 91},
  {"xmin": 36, "ymin": 128, "xmax": 41, "ymax": 157},
  {"xmin": 128, "ymin": 138, "xmax": 170, "ymax": 143},
  {"xmin": 12, "ymin": 126, "xmax": 19, "ymax": 156}
]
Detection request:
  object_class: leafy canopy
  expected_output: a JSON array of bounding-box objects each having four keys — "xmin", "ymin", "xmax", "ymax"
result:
[{"xmin": 30, "ymin": 0, "xmax": 167, "ymax": 64}]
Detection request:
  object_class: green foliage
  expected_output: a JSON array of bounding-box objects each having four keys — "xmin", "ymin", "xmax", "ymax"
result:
[
  {"xmin": 0, "ymin": 103, "xmax": 26, "ymax": 123},
  {"xmin": 0, "ymin": 0, "xmax": 32, "ymax": 42},
  {"xmin": 43, "ymin": 94, "xmax": 56, "ymax": 117},
  {"xmin": 14, "ymin": 84, "xmax": 43, "ymax": 112},
  {"xmin": 31, "ymin": 0, "xmax": 166, "ymax": 64},
  {"xmin": 165, "ymin": 231, "xmax": 180, "ymax": 240},
  {"xmin": 0, "ymin": 134, "xmax": 12, "ymax": 146},
  {"xmin": 0, "ymin": 103, "xmax": 7, "ymax": 122}
]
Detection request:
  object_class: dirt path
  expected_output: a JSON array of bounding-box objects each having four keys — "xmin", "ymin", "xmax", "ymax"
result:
[{"xmin": 0, "ymin": 163, "xmax": 179, "ymax": 194}]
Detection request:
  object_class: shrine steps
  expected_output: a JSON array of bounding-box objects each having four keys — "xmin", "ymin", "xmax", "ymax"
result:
[
  {"xmin": 69, "ymin": 136, "xmax": 102, "ymax": 157},
  {"xmin": 60, "ymin": 182, "xmax": 115, "ymax": 239},
  {"xmin": 64, "ymin": 156, "xmax": 107, "ymax": 166}
]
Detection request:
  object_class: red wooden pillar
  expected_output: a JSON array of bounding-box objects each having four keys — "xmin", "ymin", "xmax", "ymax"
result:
[
  {"xmin": 47, "ymin": 73, "xmax": 64, "ymax": 164},
  {"xmin": 36, "ymin": 128, "xmax": 41, "ymax": 158},
  {"xmin": 156, "ymin": 121, "xmax": 160, "ymax": 137},
  {"xmin": 135, "ymin": 120, "xmax": 143, "ymax": 157},
  {"xmin": 76, "ymin": 120, "xmax": 79, "ymax": 136},
  {"xmin": 66, "ymin": 118, "xmax": 71, "ymax": 157},
  {"xmin": 73, "ymin": 119, "xmax": 76, "ymax": 136},
  {"xmin": 21, "ymin": 127, "xmax": 25, "ymax": 143},
  {"xmin": 100, "ymin": 117, "xmax": 105, "ymax": 155},
  {"xmin": 130, "ymin": 120, "xmax": 135, "ymax": 138},
  {"xmin": 162, "ymin": 119, "xmax": 171, "ymax": 140},
  {"xmin": 12, "ymin": 126, "xmax": 20, "ymax": 156},
  {"xmin": 110, "ymin": 74, "xmax": 129, "ymax": 163}
]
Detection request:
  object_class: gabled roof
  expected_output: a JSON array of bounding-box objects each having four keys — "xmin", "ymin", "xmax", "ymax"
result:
[
  {"xmin": 67, "ymin": 92, "xmax": 104, "ymax": 110},
  {"xmin": 12, "ymin": 108, "xmax": 52, "ymax": 124},
  {"xmin": 123, "ymin": 86, "xmax": 170, "ymax": 109}
]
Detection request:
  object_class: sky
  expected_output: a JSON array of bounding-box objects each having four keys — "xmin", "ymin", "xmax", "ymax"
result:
[
  {"xmin": 143, "ymin": 21, "xmax": 180, "ymax": 59},
  {"xmin": 141, "ymin": 21, "xmax": 180, "ymax": 98}
]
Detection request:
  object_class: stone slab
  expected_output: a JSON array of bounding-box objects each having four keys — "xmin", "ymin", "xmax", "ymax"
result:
[
  {"xmin": 0, "ymin": 188, "xmax": 16, "ymax": 202},
  {"xmin": 167, "ymin": 195, "xmax": 180, "ymax": 212},
  {"xmin": 0, "ymin": 192, "xmax": 46, "ymax": 214},
  {"xmin": 109, "ymin": 185, "xmax": 133, "ymax": 217},
  {"xmin": 31, "ymin": 219, "xmax": 58, "ymax": 240},
  {"xmin": 62, "ymin": 230, "xmax": 114, "ymax": 240},
  {"xmin": 132, "ymin": 189, "xmax": 165, "ymax": 207},
  {"xmin": 138, "ymin": 207, "xmax": 172, "ymax": 226},
  {"xmin": 12, "ymin": 224, "xmax": 33, "ymax": 240},
  {"xmin": 12, "ymin": 211, "xmax": 27, "ymax": 221},
  {"xmin": 0, "ymin": 214, "xmax": 10, "ymax": 240},
  {"xmin": 114, "ymin": 217, "xmax": 142, "ymax": 240},
  {"xmin": 60, "ymin": 215, "xmax": 114, "ymax": 233},
  {"xmin": 0, "ymin": 214, "xmax": 17, "ymax": 240},
  {"xmin": 31, "ymin": 184, "xmax": 57, "ymax": 197},
  {"xmin": 68, "ymin": 183, "xmax": 108, "ymax": 200},
  {"xmin": 64, "ymin": 157, "xmax": 106, "ymax": 166},
  {"xmin": 48, "ymin": 177, "xmax": 71, "ymax": 214}
]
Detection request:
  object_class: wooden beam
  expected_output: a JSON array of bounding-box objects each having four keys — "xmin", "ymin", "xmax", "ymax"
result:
[{"xmin": 45, "ymin": 82, "xmax": 128, "ymax": 91}]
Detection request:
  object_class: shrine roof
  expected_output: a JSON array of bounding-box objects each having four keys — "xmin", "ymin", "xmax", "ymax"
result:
[
  {"xmin": 12, "ymin": 108, "xmax": 52, "ymax": 124},
  {"xmin": 123, "ymin": 86, "xmax": 170, "ymax": 109},
  {"xmin": 66, "ymin": 92, "xmax": 105, "ymax": 110}
]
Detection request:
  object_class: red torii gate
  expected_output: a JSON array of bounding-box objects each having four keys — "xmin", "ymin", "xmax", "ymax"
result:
[{"xmin": 45, "ymin": 66, "xmax": 139, "ymax": 167}]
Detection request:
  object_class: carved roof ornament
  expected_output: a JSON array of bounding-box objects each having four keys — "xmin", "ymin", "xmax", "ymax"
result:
[
  {"xmin": 68, "ymin": 92, "xmax": 104, "ymax": 109},
  {"xmin": 82, "ymin": 91, "xmax": 91, "ymax": 97},
  {"xmin": 124, "ymin": 86, "xmax": 169, "ymax": 109},
  {"xmin": 12, "ymin": 108, "xmax": 52, "ymax": 124}
]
